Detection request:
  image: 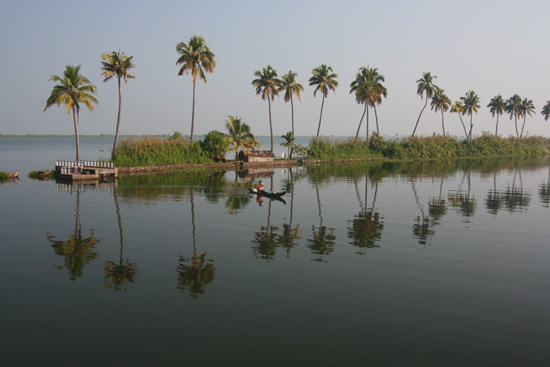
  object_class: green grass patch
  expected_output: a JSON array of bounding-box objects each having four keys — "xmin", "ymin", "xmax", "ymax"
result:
[{"xmin": 0, "ymin": 171, "xmax": 9, "ymax": 182}]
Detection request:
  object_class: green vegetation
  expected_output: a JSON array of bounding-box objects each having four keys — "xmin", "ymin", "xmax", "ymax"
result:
[
  {"xmin": 113, "ymin": 136, "xmax": 210, "ymax": 167},
  {"xmin": 101, "ymin": 49, "xmax": 136, "ymax": 157},
  {"xmin": 224, "ymin": 116, "xmax": 259, "ymax": 160},
  {"xmin": 0, "ymin": 171, "xmax": 9, "ymax": 182},
  {"xmin": 200, "ymin": 130, "xmax": 229, "ymax": 162},
  {"xmin": 278, "ymin": 71, "xmax": 304, "ymax": 139},
  {"xmin": 44, "ymin": 65, "xmax": 98, "ymax": 161}
]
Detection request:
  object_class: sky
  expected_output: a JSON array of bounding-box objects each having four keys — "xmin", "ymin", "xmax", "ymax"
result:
[{"xmin": 1, "ymin": 0, "xmax": 549, "ymax": 139}]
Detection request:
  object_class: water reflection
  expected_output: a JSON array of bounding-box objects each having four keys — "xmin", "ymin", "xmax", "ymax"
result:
[
  {"xmin": 104, "ymin": 184, "xmax": 137, "ymax": 291},
  {"xmin": 347, "ymin": 175, "xmax": 384, "ymax": 254},
  {"xmin": 177, "ymin": 188, "xmax": 216, "ymax": 298},
  {"xmin": 46, "ymin": 189, "xmax": 99, "ymax": 280},
  {"xmin": 448, "ymin": 169, "xmax": 477, "ymax": 220},
  {"xmin": 308, "ymin": 181, "xmax": 336, "ymax": 261}
]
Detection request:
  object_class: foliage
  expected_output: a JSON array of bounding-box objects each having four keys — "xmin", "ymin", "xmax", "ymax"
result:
[
  {"xmin": 0, "ymin": 171, "xmax": 8, "ymax": 182},
  {"xmin": 309, "ymin": 64, "xmax": 339, "ymax": 139},
  {"xmin": 200, "ymin": 130, "xmax": 229, "ymax": 161},
  {"xmin": 113, "ymin": 136, "xmax": 210, "ymax": 166},
  {"xmin": 224, "ymin": 116, "xmax": 259, "ymax": 160},
  {"xmin": 252, "ymin": 65, "xmax": 281, "ymax": 152}
]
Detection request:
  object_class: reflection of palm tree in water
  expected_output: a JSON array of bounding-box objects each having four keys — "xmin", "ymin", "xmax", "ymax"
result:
[
  {"xmin": 411, "ymin": 177, "xmax": 435, "ymax": 245},
  {"xmin": 447, "ymin": 168, "xmax": 476, "ymax": 220},
  {"xmin": 503, "ymin": 168, "xmax": 531, "ymax": 212},
  {"xmin": 104, "ymin": 184, "xmax": 137, "ymax": 291},
  {"xmin": 539, "ymin": 165, "xmax": 550, "ymax": 208},
  {"xmin": 428, "ymin": 174, "xmax": 447, "ymax": 223},
  {"xmin": 277, "ymin": 167, "xmax": 301, "ymax": 257},
  {"xmin": 308, "ymin": 181, "xmax": 336, "ymax": 261},
  {"xmin": 177, "ymin": 188, "xmax": 216, "ymax": 298},
  {"xmin": 485, "ymin": 171, "xmax": 503, "ymax": 215},
  {"xmin": 46, "ymin": 189, "xmax": 99, "ymax": 281},
  {"xmin": 347, "ymin": 174, "xmax": 384, "ymax": 254}
]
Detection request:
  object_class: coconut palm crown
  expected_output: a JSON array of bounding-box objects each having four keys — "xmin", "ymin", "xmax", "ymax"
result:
[
  {"xmin": 176, "ymin": 35, "xmax": 216, "ymax": 143},
  {"xmin": 460, "ymin": 90, "xmax": 480, "ymax": 140},
  {"xmin": 412, "ymin": 72, "xmax": 438, "ymax": 136},
  {"xmin": 44, "ymin": 65, "xmax": 98, "ymax": 161},
  {"xmin": 278, "ymin": 71, "xmax": 304, "ymax": 139},
  {"xmin": 431, "ymin": 88, "xmax": 451, "ymax": 137}
]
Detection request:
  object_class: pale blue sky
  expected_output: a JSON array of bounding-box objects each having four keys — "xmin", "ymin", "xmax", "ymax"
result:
[{"xmin": 1, "ymin": 0, "xmax": 549, "ymax": 138}]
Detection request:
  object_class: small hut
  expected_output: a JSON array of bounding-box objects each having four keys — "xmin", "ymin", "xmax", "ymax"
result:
[{"xmin": 238, "ymin": 150, "xmax": 275, "ymax": 163}]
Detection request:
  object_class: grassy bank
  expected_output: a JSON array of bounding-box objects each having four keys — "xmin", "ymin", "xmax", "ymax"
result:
[{"xmin": 110, "ymin": 134, "xmax": 550, "ymax": 167}]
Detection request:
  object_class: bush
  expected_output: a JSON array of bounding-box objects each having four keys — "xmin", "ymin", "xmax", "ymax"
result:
[
  {"xmin": 200, "ymin": 130, "xmax": 229, "ymax": 161},
  {"xmin": 0, "ymin": 171, "xmax": 8, "ymax": 182}
]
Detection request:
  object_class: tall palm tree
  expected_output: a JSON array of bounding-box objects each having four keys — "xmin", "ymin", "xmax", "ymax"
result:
[
  {"xmin": 487, "ymin": 94, "xmax": 506, "ymax": 136},
  {"xmin": 505, "ymin": 94, "xmax": 522, "ymax": 137},
  {"xmin": 430, "ymin": 88, "xmax": 451, "ymax": 137},
  {"xmin": 519, "ymin": 98, "xmax": 536, "ymax": 138},
  {"xmin": 101, "ymin": 50, "xmax": 135, "ymax": 157},
  {"xmin": 450, "ymin": 101, "xmax": 468, "ymax": 138},
  {"xmin": 44, "ymin": 65, "xmax": 98, "ymax": 161},
  {"xmin": 460, "ymin": 90, "xmax": 480, "ymax": 140},
  {"xmin": 412, "ymin": 72, "xmax": 438, "ymax": 136},
  {"xmin": 252, "ymin": 65, "xmax": 281, "ymax": 152},
  {"xmin": 278, "ymin": 71, "xmax": 304, "ymax": 139},
  {"xmin": 176, "ymin": 35, "xmax": 216, "ymax": 143},
  {"xmin": 542, "ymin": 101, "xmax": 550, "ymax": 122},
  {"xmin": 309, "ymin": 64, "xmax": 339, "ymax": 139},
  {"xmin": 350, "ymin": 66, "xmax": 387, "ymax": 143},
  {"xmin": 224, "ymin": 115, "xmax": 259, "ymax": 160}
]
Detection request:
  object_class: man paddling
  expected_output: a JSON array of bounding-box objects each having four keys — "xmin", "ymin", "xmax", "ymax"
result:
[{"xmin": 255, "ymin": 180, "xmax": 264, "ymax": 193}]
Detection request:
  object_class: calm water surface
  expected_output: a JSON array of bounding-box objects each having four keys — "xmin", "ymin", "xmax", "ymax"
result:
[{"xmin": 1, "ymin": 138, "xmax": 550, "ymax": 366}]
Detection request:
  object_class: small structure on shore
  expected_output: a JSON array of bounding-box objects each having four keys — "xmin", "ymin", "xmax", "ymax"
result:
[
  {"xmin": 238, "ymin": 150, "xmax": 274, "ymax": 163},
  {"xmin": 56, "ymin": 160, "xmax": 117, "ymax": 182}
]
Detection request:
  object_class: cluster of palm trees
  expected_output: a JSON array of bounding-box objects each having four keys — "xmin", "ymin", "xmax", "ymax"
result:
[{"xmin": 45, "ymin": 34, "xmax": 550, "ymax": 161}]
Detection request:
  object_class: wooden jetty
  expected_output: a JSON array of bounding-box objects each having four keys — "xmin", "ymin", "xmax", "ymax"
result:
[{"xmin": 56, "ymin": 160, "xmax": 117, "ymax": 182}]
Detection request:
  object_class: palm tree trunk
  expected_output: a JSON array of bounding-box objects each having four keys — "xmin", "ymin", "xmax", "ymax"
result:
[
  {"xmin": 495, "ymin": 114, "xmax": 499, "ymax": 136},
  {"xmin": 354, "ymin": 104, "xmax": 367, "ymax": 144},
  {"xmin": 520, "ymin": 116, "xmax": 527, "ymax": 138},
  {"xmin": 441, "ymin": 109, "xmax": 446, "ymax": 137},
  {"xmin": 290, "ymin": 96, "xmax": 295, "ymax": 138},
  {"xmin": 374, "ymin": 104, "xmax": 380, "ymax": 136},
  {"xmin": 268, "ymin": 98, "xmax": 274, "ymax": 152},
  {"xmin": 191, "ymin": 79, "xmax": 196, "ymax": 143},
  {"xmin": 366, "ymin": 107, "xmax": 370, "ymax": 144},
  {"xmin": 412, "ymin": 97, "xmax": 428, "ymax": 136},
  {"xmin": 73, "ymin": 106, "xmax": 80, "ymax": 161},
  {"xmin": 468, "ymin": 115, "xmax": 473, "ymax": 140},
  {"xmin": 514, "ymin": 114, "xmax": 519, "ymax": 137},
  {"xmin": 458, "ymin": 114, "xmax": 468, "ymax": 138},
  {"xmin": 316, "ymin": 95, "xmax": 325, "ymax": 140},
  {"xmin": 112, "ymin": 76, "xmax": 122, "ymax": 157}
]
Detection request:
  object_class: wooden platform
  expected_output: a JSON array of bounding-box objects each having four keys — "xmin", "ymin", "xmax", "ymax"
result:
[{"xmin": 56, "ymin": 160, "xmax": 117, "ymax": 182}]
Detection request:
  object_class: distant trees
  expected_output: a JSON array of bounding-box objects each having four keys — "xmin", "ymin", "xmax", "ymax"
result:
[
  {"xmin": 519, "ymin": 98, "xmax": 536, "ymax": 138},
  {"xmin": 460, "ymin": 90, "xmax": 480, "ymax": 141},
  {"xmin": 349, "ymin": 66, "xmax": 387, "ymax": 143},
  {"xmin": 309, "ymin": 64, "xmax": 339, "ymax": 139},
  {"xmin": 430, "ymin": 88, "xmax": 451, "ymax": 137},
  {"xmin": 176, "ymin": 35, "xmax": 216, "ymax": 143},
  {"xmin": 278, "ymin": 71, "xmax": 304, "ymax": 140},
  {"xmin": 44, "ymin": 65, "xmax": 98, "ymax": 161},
  {"xmin": 412, "ymin": 72, "xmax": 438, "ymax": 137},
  {"xmin": 487, "ymin": 94, "xmax": 506, "ymax": 136},
  {"xmin": 100, "ymin": 50, "xmax": 135, "ymax": 157},
  {"xmin": 506, "ymin": 94, "xmax": 523, "ymax": 137},
  {"xmin": 252, "ymin": 65, "xmax": 281, "ymax": 152}
]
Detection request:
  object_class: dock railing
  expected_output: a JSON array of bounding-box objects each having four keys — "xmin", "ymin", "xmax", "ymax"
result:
[{"xmin": 56, "ymin": 160, "xmax": 115, "ymax": 170}]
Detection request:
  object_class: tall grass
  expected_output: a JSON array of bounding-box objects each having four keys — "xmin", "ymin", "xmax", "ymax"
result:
[{"xmin": 113, "ymin": 136, "xmax": 211, "ymax": 167}]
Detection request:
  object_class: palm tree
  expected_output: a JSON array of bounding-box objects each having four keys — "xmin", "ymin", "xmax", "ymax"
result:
[
  {"xmin": 487, "ymin": 94, "xmax": 506, "ymax": 136},
  {"xmin": 224, "ymin": 115, "xmax": 259, "ymax": 160},
  {"xmin": 309, "ymin": 64, "xmax": 339, "ymax": 139},
  {"xmin": 101, "ymin": 50, "xmax": 135, "ymax": 157},
  {"xmin": 44, "ymin": 65, "xmax": 98, "ymax": 161},
  {"xmin": 278, "ymin": 71, "xmax": 304, "ymax": 139},
  {"xmin": 542, "ymin": 101, "xmax": 550, "ymax": 122},
  {"xmin": 519, "ymin": 98, "xmax": 536, "ymax": 138},
  {"xmin": 505, "ymin": 94, "xmax": 522, "ymax": 137},
  {"xmin": 349, "ymin": 67, "xmax": 387, "ymax": 143},
  {"xmin": 412, "ymin": 72, "xmax": 438, "ymax": 136},
  {"xmin": 252, "ymin": 65, "xmax": 281, "ymax": 152},
  {"xmin": 430, "ymin": 88, "xmax": 451, "ymax": 137},
  {"xmin": 280, "ymin": 131, "xmax": 295, "ymax": 159},
  {"xmin": 450, "ymin": 101, "xmax": 468, "ymax": 138},
  {"xmin": 460, "ymin": 90, "xmax": 480, "ymax": 140},
  {"xmin": 176, "ymin": 35, "xmax": 216, "ymax": 143}
]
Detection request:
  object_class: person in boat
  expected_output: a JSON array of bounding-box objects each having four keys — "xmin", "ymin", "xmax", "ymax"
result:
[{"xmin": 255, "ymin": 180, "xmax": 264, "ymax": 193}]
